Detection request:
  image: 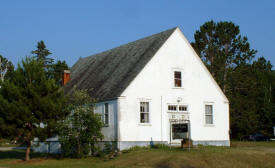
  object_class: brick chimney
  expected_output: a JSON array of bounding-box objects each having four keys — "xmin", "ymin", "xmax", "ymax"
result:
[{"xmin": 62, "ymin": 70, "xmax": 70, "ymax": 86}]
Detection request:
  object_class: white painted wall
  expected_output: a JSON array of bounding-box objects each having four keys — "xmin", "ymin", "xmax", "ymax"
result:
[
  {"xmin": 94, "ymin": 99, "xmax": 118, "ymax": 141},
  {"xmin": 118, "ymin": 28, "xmax": 230, "ymax": 145}
]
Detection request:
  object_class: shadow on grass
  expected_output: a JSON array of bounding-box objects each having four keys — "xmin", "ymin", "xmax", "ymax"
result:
[
  {"xmin": 0, "ymin": 150, "xmax": 60, "ymax": 160},
  {"xmin": 154, "ymin": 160, "xmax": 195, "ymax": 168}
]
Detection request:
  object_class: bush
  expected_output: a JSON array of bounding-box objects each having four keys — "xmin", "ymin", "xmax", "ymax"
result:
[{"xmin": 58, "ymin": 89, "xmax": 103, "ymax": 158}]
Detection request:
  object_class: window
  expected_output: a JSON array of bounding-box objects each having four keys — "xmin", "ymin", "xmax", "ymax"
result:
[
  {"xmin": 104, "ymin": 103, "xmax": 109, "ymax": 126},
  {"xmin": 140, "ymin": 102, "xmax": 149, "ymax": 123},
  {"xmin": 205, "ymin": 105, "xmax": 213, "ymax": 124},
  {"xmin": 174, "ymin": 71, "xmax": 182, "ymax": 87},
  {"xmin": 168, "ymin": 105, "xmax": 188, "ymax": 112},
  {"xmin": 179, "ymin": 105, "xmax": 188, "ymax": 112},
  {"xmin": 168, "ymin": 105, "xmax": 177, "ymax": 111}
]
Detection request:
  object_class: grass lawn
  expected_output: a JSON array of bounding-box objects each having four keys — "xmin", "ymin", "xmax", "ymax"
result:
[{"xmin": 0, "ymin": 141, "xmax": 275, "ymax": 168}]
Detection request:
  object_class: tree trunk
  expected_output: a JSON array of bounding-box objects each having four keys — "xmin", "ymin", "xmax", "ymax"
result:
[
  {"xmin": 25, "ymin": 141, "xmax": 31, "ymax": 161},
  {"xmin": 77, "ymin": 138, "xmax": 80, "ymax": 158},
  {"xmin": 223, "ymin": 44, "xmax": 229, "ymax": 94},
  {"xmin": 223, "ymin": 68, "xmax": 227, "ymax": 93}
]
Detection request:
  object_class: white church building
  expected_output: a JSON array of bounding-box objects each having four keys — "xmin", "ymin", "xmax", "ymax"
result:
[{"xmin": 62, "ymin": 27, "xmax": 230, "ymax": 150}]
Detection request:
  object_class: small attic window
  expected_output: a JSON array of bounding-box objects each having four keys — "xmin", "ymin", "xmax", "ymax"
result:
[{"xmin": 174, "ymin": 71, "xmax": 182, "ymax": 87}]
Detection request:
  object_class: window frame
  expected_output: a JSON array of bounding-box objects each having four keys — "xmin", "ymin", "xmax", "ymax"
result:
[
  {"xmin": 168, "ymin": 105, "xmax": 178, "ymax": 112},
  {"xmin": 167, "ymin": 104, "xmax": 188, "ymax": 113},
  {"xmin": 171, "ymin": 68, "xmax": 184, "ymax": 89},
  {"xmin": 138, "ymin": 98, "xmax": 151, "ymax": 125},
  {"xmin": 178, "ymin": 105, "xmax": 188, "ymax": 112},
  {"xmin": 140, "ymin": 101, "xmax": 150, "ymax": 123},
  {"xmin": 204, "ymin": 103, "xmax": 214, "ymax": 126},
  {"xmin": 103, "ymin": 103, "xmax": 109, "ymax": 127}
]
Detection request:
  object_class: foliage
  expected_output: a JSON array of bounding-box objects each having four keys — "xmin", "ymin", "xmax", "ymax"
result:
[
  {"xmin": 192, "ymin": 20, "xmax": 275, "ymax": 139},
  {"xmin": 51, "ymin": 60, "xmax": 69, "ymax": 86},
  {"xmin": 0, "ymin": 55, "xmax": 14, "ymax": 84},
  {"xmin": 58, "ymin": 89, "xmax": 103, "ymax": 158},
  {"xmin": 191, "ymin": 20, "xmax": 257, "ymax": 93},
  {"xmin": 0, "ymin": 57, "xmax": 68, "ymax": 160},
  {"xmin": 32, "ymin": 40, "xmax": 53, "ymax": 67},
  {"xmin": 32, "ymin": 41, "xmax": 69, "ymax": 85}
]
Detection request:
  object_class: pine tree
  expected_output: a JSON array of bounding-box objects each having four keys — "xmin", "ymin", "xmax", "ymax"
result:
[
  {"xmin": 192, "ymin": 20, "xmax": 274, "ymax": 139},
  {"xmin": 0, "ymin": 57, "xmax": 68, "ymax": 161},
  {"xmin": 32, "ymin": 40, "xmax": 53, "ymax": 67},
  {"xmin": 31, "ymin": 41, "xmax": 69, "ymax": 84},
  {"xmin": 52, "ymin": 60, "xmax": 69, "ymax": 86},
  {"xmin": 191, "ymin": 20, "xmax": 257, "ymax": 94}
]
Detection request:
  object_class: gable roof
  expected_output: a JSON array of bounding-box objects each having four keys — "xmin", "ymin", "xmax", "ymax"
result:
[{"xmin": 64, "ymin": 27, "xmax": 177, "ymax": 101}]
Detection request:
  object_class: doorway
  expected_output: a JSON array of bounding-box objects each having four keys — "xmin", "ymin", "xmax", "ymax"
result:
[{"xmin": 170, "ymin": 123, "xmax": 189, "ymax": 143}]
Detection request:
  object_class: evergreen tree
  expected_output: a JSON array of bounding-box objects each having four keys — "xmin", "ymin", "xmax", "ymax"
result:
[
  {"xmin": 191, "ymin": 20, "xmax": 257, "ymax": 93},
  {"xmin": 0, "ymin": 57, "xmax": 68, "ymax": 160},
  {"xmin": 32, "ymin": 41, "xmax": 69, "ymax": 84},
  {"xmin": 192, "ymin": 20, "xmax": 274, "ymax": 139},
  {"xmin": 52, "ymin": 60, "xmax": 69, "ymax": 86},
  {"xmin": 32, "ymin": 40, "xmax": 53, "ymax": 67},
  {"xmin": 228, "ymin": 58, "xmax": 274, "ymax": 138}
]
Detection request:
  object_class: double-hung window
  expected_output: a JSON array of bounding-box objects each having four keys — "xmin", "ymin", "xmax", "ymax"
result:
[
  {"xmin": 140, "ymin": 102, "xmax": 149, "ymax": 123},
  {"xmin": 104, "ymin": 103, "xmax": 109, "ymax": 126},
  {"xmin": 205, "ymin": 105, "xmax": 213, "ymax": 124}
]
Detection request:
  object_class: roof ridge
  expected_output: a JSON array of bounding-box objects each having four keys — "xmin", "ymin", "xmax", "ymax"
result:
[
  {"xmin": 65, "ymin": 27, "xmax": 177, "ymax": 100},
  {"xmin": 83, "ymin": 27, "xmax": 177, "ymax": 60}
]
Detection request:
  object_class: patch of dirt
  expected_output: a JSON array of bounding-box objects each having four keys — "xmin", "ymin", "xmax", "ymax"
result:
[
  {"xmin": 261, "ymin": 147, "xmax": 275, "ymax": 153},
  {"xmin": 11, "ymin": 158, "xmax": 46, "ymax": 164}
]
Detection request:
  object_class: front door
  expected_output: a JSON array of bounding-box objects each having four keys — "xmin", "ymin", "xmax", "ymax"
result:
[{"xmin": 171, "ymin": 123, "xmax": 189, "ymax": 143}]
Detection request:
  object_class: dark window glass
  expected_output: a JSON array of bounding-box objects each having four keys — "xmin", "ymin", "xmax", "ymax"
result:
[
  {"xmin": 172, "ymin": 124, "xmax": 188, "ymax": 139},
  {"xmin": 174, "ymin": 71, "xmax": 182, "ymax": 87},
  {"xmin": 168, "ymin": 105, "xmax": 177, "ymax": 111},
  {"xmin": 140, "ymin": 102, "xmax": 149, "ymax": 123},
  {"xmin": 179, "ymin": 105, "xmax": 187, "ymax": 111},
  {"xmin": 205, "ymin": 105, "xmax": 213, "ymax": 124},
  {"xmin": 104, "ymin": 103, "xmax": 109, "ymax": 125}
]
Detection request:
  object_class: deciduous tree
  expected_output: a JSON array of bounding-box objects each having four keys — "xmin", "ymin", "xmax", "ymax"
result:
[
  {"xmin": 58, "ymin": 89, "xmax": 103, "ymax": 158},
  {"xmin": 0, "ymin": 55, "xmax": 14, "ymax": 83}
]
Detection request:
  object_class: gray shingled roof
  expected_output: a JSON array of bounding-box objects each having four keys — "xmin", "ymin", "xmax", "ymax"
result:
[{"xmin": 64, "ymin": 27, "xmax": 177, "ymax": 101}]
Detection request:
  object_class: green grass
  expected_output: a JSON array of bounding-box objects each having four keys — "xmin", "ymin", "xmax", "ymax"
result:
[
  {"xmin": 0, "ymin": 141, "xmax": 275, "ymax": 168},
  {"xmin": 0, "ymin": 144, "xmax": 22, "ymax": 147}
]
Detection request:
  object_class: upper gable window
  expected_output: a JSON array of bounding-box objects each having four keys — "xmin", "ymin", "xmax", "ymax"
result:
[{"xmin": 174, "ymin": 71, "xmax": 182, "ymax": 87}]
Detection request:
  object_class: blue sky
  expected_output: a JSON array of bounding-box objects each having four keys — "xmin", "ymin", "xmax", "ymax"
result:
[{"xmin": 0, "ymin": 0, "xmax": 274, "ymax": 68}]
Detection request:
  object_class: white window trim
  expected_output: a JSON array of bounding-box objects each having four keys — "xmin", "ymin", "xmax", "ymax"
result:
[
  {"xmin": 138, "ymin": 98, "xmax": 152, "ymax": 126},
  {"xmin": 167, "ymin": 104, "xmax": 178, "ymax": 112},
  {"xmin": 171, "ymin": 68, "xmax": 184, "ymax": 89},
  {"xmin": 167, "ymin": 103, "xmax": 189, "ymax": 113},
  {"xmin": 203, "ymin": 102, "xmax": 215, "ymax": 127},
  {"xmin": 103, "ymin": 103, "xmax": 109, "ymax": 127}
]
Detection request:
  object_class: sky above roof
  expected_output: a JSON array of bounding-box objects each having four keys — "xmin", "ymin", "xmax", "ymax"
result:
[{"xmin": 0, "ymin": 0, "xmax": 274, "ymax": 68}]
